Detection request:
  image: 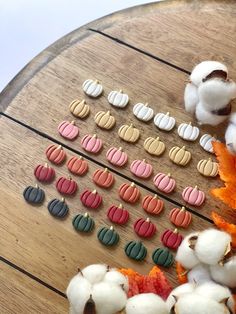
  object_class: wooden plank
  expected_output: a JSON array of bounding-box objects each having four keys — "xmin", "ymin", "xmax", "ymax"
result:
[
  {"xmin": 3, "ymin": 34, "xmax": 235, "ymax": 222},
  {"xmin": 0, "ymin": 261, "xmax": 67, "ymax": 314},
  {"xmin": 103, "ymin": 0, "xmax": 236, "ymax": 78},
  {"xmin": 0, "ymin": 117, "xmax": 211, "ymax": 291}
]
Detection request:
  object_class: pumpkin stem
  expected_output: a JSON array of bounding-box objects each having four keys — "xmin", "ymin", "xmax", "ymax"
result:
[
  {"xmin": 118, "ymin": 204, "xmax": 123, "ymax": 208},
  {"xmin": 142, "ymin": 159, "xmax": 146, "ymax": 163},
  {"xmin": 131, "ymin": 182, "xmax": 135, "ymax": 187},
  {"xmin": 71, "ymin": 120, "xmax": 75, "ymax": 125},
  {"xmin": 35, "ymin": 184, "xmax": 39, "ymax": 188},
  {"xmin": 146, "ymin": 218, "xmax": 150, "ymax": 222},
  {"xmin": 92, "ymin": 134, "xmax": 97, "ymax": 138},
  {"xmin": 119, "ymin": 89, "xmax": 123, "ymax": 93},
  {"xmin": 144, "ymin": 103, "xmax": 148, "ymax": 107},
  {"xmin": 189, "ymin": 122, "xmax": 192, "ymax": 125},
  {"xmin": 174, "ymin": 228, "xmax": 178, "ymax": 233},
  {"xmin": 155, "ymin": 136, "xmax": 160, "ymax": 141},
  {"xmin": 166, "ymin": 112, "xmax": 170, "ymax": 116},
  {"xmin": 153, "ymin": 194, "xmax": 158, "ymax": 199},
  {"xmin": 181, "ymin": 206, "xmax": 185, "ymax": 211},
  {"xmin": 104, "ymin": 168, "xmax": 109, "ymax": 172},
  {"xmin": 44, "ymin": 162, "xmax": 48, "ymax": 167},
  {"xmin": 167, "ymin": 173, "xmax": 171, "ymax": 177},
  {"xmin": 57, "ymin": 145, "xmax": 62, "ymax": 150},
  {"xmin": 92, "ymin": 189, "xmax": 97, "ymax": 194},
  {"xmin": 95, "ymin": 79, "xmax": 99, "ymax": 83},
  {"xmin": 182, "ymin": 146, "xmax": 186, "ymax": 150},
  {"xmin": 130, "ymin": 123, "xmax": 133, "ymax": 127},
  {"xmin": 78, "ymin": 156, "xmax": 83, "ymax": 160},
  {"xmin": 61, "ymin": 198, "xmax": 65, "ymax": 202},
  {"xmin": 118, "ymin": 147, "xmax": 123, "ymax": 151},
  {"xmin": 110, "ymin": 226, "xmax": 114, "ymax": 231},
  {"xmin": 84, "ymin": 212, "xmax": 89, "ymax": 217},
  {"xmin": 81, "ymin": 99, "xmax": 86, "ymax": 104},
  {"xmin": 194, "ymin": 185, "xmax": 198, "ymax": 190},
  {"xmin": 106, "ymin": 110, "xmax": 110, "ymax": 115}
]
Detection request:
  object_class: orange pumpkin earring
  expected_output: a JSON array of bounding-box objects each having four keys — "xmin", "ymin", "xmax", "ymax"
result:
[
  {"xmin": 67, "ymin": 156, "xmax": 88, "ymax": 176},
  {"xmin": 142, "ymin": 194, "xmax": 164, "ymax": 215},
  {"xmin": 92, "ymin": 168, "xmax": 115, "ymax": 188},
  {"xmin": 169, "ymin": 207, "xmax": 192, "ymax": 229}
]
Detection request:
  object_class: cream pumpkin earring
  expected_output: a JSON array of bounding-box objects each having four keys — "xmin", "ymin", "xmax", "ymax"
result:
[
  {"xmin": 133, "ymin": 103, "xmax": 154, "ymax": 122},
  {"xmin": 108, "ymin": 89, "xmax": 129, "ymax": 108},
  {"xmin": 82, "ymin": 79, "xmax": 103, "ymax": 97}
]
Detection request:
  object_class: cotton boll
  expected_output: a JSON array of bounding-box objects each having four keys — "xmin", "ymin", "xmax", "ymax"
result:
[
  {"xmin": 92, "ymin": 282, "xmax": 127, "ymax": 314},
  {"xmin": 225, "ymin": 112, "xmax": 236, "ymax": 154},
  {"xmin": 190, "ymin": 61, "xmax": 228, "ymax": 86},
  {"xmin": 125, "ymin": 293, "xmax": 168, "ymax": 314},
  {"xmin": 173, "ymin": 293, "xmax": 231, "ymax": 314},
  {"xmin": 103, "ymin": 269, "xmax": 129, "ymax": 292},
  {"xmin": 194, "ymin": 229, "xmax": 231, "ymax": 265},
  {"xmin": 82, "ymin": 264, "xmax": 108, "ymax": 284},
  {"xmin": 187, "ymin": 264, "xmax": 211, "ymax": 285},
  {"xmin": 210, "ymin": 256, "xmax": 236, "ymax": 288},
  {"xmin": 175, "ymin": 232, "xmax": 200, "ymax": 269},
  {"xmin": 195, "ymin": 282, "xmax": 235, "ymax": 314},
  {"xmin": 66, "ymin": 274, "xmax": 92, "ymax": 314},
  {"xmin": 198, "ymin": 79, "xmax": 235, "ymax": 111},
  {"xmin": 166, "ymin": 283, "xmax": 195, "ymax": 311},
  {"xmin": 195, "ymin": 101, "xmax": 228, "ymax": 125},
  {"xmin": 184, "ymin": 83, "xmax": 199, "ymax": 114}
]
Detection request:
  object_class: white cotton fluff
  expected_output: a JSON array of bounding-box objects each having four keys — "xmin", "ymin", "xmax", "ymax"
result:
[
  {"xmin": 195, "ymin": 282, "xmax": 235, "ymax": 314},
  {"xmin": 125, "ymin": 293, "xmax": 168, "ymax": 314},
  {"xmin": 173, "ymin": 293, "xmax": 230, "ymax": 314},
  {"xmin": 81, "ymin": 264, "xmax": 108, "ymax": 284},
  {"xmin": 210, "ymin": 256, "xmax": 236, "ymax": 288},
  {"xmin": 225, "ymin": 112, "xmax": 236, "ymax": 154},
  {"xmin": 190, "ymin": 61, "xmax": 228, "ymax": 86},
  {"xmin": 195, "ymin": 101, "xmax": 228, "ymax": 125},
  {"xmin": 187, "ymin": 264, "xmax": 211, "ymax": 285},
  {"xmin": 66, "ymin": 274, "xmax": 92, "ymax": 314},
  {"xmin": 194, "ymin": 229, "xmax": 231, "ymax": 265},
  {"xmin": 175, "ymin": 232, "xmax": 200, "ymax": 269},
  {"xmin": 166, "ymin": 283, "xmax": 195, "ymax": 311},
  {"xmin": 198, "ymin": 79, "xmax": 236, "ymax": 112},
  {"xmin": 184, "ymin": 83, "xmax": 199, "ymax": 114},
  {"xmin": 103, "ymin": 269, "xmax": 129, "ymax": 292},
  {"xmin": 92, "ymin": 282, "xmax": 127, "ymax": 314}
]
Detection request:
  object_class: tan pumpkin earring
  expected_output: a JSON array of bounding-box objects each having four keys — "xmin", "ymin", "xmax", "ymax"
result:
[
  {"xmin": 118, "ymin": 123, "xmax": 140, "ymax": 143},
  {"xmin": 197, "ymin": 158, "xmax": 218, "ymax": 177},
  {"xmin": 169, "ymin": 146, "xmax": 191, "ymax": 166},
  {"xmin": 69, "ymin": 99, "xmax": 90, "ymax": 119},
  {"xmin": 143, "ymin": 136, "xmax": 165, "ymax": 156},
  {"xmin": 94, "ymin": 110, "xmax": 116, "ymax": 130}
]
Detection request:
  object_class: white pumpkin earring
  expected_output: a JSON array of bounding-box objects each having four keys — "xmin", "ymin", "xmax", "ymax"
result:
[
  {"xmin": 82, "ymin": 79, "xmax": 103, "ymax": 97},
  {"xmin": 178, "ymin": 122, "xmax": 200, "ymax": 141},
  {"xmin": 199, "ymin": 134, "xmax": 217, "ymax": 153},
  {"xmin": 133, "ymin": 103, "xmax": 154, "ymax": 122},
  {"xmin": 108, "ymin": 90, "xmax": 129, "ymax": 108},
  {"xmin": 154, "ymin": 112, "xmax": 176, "ymax": 131}
]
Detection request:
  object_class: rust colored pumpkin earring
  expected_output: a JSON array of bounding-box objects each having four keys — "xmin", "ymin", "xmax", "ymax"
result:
[
  {"xmin": 169, "ymin": 207, "xmax": 192, "ymax": 229},
  {"xmin": 92, "ymin": 168, "xmax": 115, "ymax": 188},
  {"xmin": 142, "ymin": 194, "xmax": 164, "ymax": 215},
  {"xmin": 67, "ymin": 156, "xmax": 88, "ymax": 176},
  {"xmin": 46, "ymin": 144, "xmax": 67, "ymax": 165}
]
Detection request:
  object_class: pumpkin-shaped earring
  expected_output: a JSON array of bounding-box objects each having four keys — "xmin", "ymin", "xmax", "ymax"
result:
[
  {"xmin": 199, "ymin": 134, "xmax": 217, "ymax": 154},
  {"xmin": 81, "ymin": 134, "xmax": 103, "ymax": 154},
  {"xmin": 169, "ymin": 146, "xmax": 192, "ymax": 166},
  {"xmin": 69, "ymin": 99, "xmax": 90, "ymax": 119},
  {"xmin": 182, "ymin": 186, "xmax": 205, "ymax": 207},
  {"xmin": 133, "ymin": 103, "xmax": 154, "ymax": 122},
  {"xmin": 72, "ymin": 212, "xmax": 95, "ymax": 233},
  {"xmin": 130, "ymin": 159, "xmax": 153, "ymax": 179},
  {"xmin": 80, "ymin": 189, "xmax": 102, "ymax": 209},
  {"xmin": 23, "ymin": 184, "xmax": 45, "ymax": 205},
  {"xmin": 92, "ymin": 168, "xmax": 115, "ymax": 188},
  {"xmin": 197, "ymin": 158, "xmax": 218, "ymax": 177},
  {"xmin": 178, "ymin": 122, "xmax": 200, "ymax": 141},
  {"xmin": 152, "ymin": 247, "xmax": 174, "ymax": 268},
  {"xmin": 154, "ymin": 112, "xmax": 176, "ymax": 131},
  {"xmin": 161, "ymin": 229, "xmax": 183, "ymax": 250},
  {"xmin": 67, "ymin": 156, "xmax": 88, "ymax": 176},
  {"xmin": 56, "ymin": 176, "xmax": 78, "ymax": 195},
  {"xmin": 134, "ymin": 217, "xmax": 156, "ymax": 238},
  {"xmin": 83, "ymin": 79, "xmax": 103, "ymax": 97},
  {"xmin": 106, "ymin": 147, "xmax": 128, "ymax": 167},
  {"xmin": 34, "ymin": 163, "xmax": 55, "ymax": 182},
  {"xmin": 107, "ymin": 204, "xmax": 129, "ymax": 225},
  {"xmin": 46, "ymin": 144, "xmax": 66, "ymax": 165},
  {"xmin": 143, "ymin": 136, "xmax": 165, "ymax": 156},
  {"xmin": 142, "ymin": 194, "xmax": 164, "ymax": 215},
  {"xmin": 97, "ymin": 226, "xmax": 119, "ymax": 246},
  {"xmin": 108, "ymin": 90, "xmax": 129, "ymax": 108},
  {"xmin": 153, "ymin": 173, "xmax": 176, "ymax": 194},
  {"xmin": 169, "ymin": 207, "xmax": 192, "ymax": 229},
  {"xmin": 47, "ymin": 198, "xmax": 69, "ymax": 218},
  {"xmin": 94, "ymin": 110, "xmax": 116, "ymax": 130},
  {"xmin": 119, "ymin": 182, "xmax": 140, "ymax": 204},
  {"xmin": 118, "ymin": 124, "xmax": 140, "ymax": 143},
  {"xmin": 124, "ymin": 241, "xmax": 147, "ymax": 261},
  {"xmin": 58, "ymin": 121, "xmax": 79, "ymax": 140}
]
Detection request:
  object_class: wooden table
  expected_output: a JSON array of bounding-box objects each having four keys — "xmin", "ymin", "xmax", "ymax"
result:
[{"xmin": 0, "ymin": 1, "xmax": 236, "ymax": 312}]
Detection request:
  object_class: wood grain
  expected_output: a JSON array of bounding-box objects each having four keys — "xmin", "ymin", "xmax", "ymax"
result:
[
  {"xmin": 4, "ymin": 33, "xmax": 235, "ymax": 222},
  {"xmin": 0, "ymin": 261, "xmax": 67, "ymax": 314},
  {"xmin": 103, "ymin": 0, "xmax": 236, "ymax": 78},
  {"xmin": 0, "ymin": 117, "xmax": 211, "ymax": 291}
]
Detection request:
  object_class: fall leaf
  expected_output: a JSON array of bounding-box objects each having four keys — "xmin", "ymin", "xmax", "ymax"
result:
[
  {"xmin": 211, "ymin": 142, "xmax": 236, "ymax": 209},
  {"xmin": 176, "ymin": 262, "xmax": 188, "ymax": 284}
]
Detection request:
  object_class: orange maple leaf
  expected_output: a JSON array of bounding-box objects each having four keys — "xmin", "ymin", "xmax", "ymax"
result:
[{"xmin": 211, "ymin": 142, "xmax": 236, "ymax": 209}]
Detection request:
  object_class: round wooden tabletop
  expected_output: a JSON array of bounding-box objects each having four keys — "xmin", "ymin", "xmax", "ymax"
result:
[{"xmin": 0, "ymin": 1, "xmax": 236, "ymax": 312}]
